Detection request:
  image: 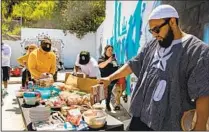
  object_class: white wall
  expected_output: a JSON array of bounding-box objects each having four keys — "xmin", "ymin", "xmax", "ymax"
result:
[
  {"xmin": 21, "ymin": 28, "xmax": 96, "ymax": 68},
  {"xmin": 95, "ymin": 21, "xmax": 104, "ymax": 60},
  {"xmin": 63, "ymin": 32, "xmax": 96, "ymax": 68}
]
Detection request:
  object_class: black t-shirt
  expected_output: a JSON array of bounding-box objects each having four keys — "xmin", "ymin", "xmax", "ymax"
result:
[{"xmin": 98, "ymin": 56, "xmax": 119, "ymax": 79}]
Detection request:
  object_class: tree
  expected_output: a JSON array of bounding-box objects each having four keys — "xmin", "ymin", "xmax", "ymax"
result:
[
  {"xmin": 2, "ymin": 1, "xmax": 56, "ymax": 37},
  {"xmin": 2, "ymin": 0, "xmax": 106, "ymax": 39},
  {"xmin": 60, "ymin": 1, "xmax": 106, "ymax": 38}
]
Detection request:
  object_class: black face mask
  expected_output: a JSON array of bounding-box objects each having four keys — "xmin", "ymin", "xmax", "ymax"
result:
[
  {"xmin": 41, "ymin": 44, "xmax": 51, "ymax": 52},
  {"xmin": 158, "ymin": 26, "xmax": 174, "ymax": 48}
]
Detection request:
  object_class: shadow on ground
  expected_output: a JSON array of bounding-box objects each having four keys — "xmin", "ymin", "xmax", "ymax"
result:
[{"xmin": 5, "ymin": 107, "xmax": 22, "ymax": 114}]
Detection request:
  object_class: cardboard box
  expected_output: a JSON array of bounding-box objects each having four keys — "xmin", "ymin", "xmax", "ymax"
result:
[
  {"xmin": 65, "ymin": 73, "xmax": 106, "ymax": 105},
  {"xmin": 65, "ymin": 73, "xmax": 98, "ymax": 93}
]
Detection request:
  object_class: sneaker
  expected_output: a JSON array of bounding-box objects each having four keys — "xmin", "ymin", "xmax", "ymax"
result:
[
  {"xmin": 123, "ymin": 95, "xmax": 128, "ymax": 103},
  {"xmin": 114, "ymin": 105, "xmax": 120, "ymax": 111},
  {"xmin": 2, "ymin": 89, "xmax": 8, "ymax": 97},
  {"xmin": 106, "ymin": 104, "xmax": 111, "ymax": 111}
]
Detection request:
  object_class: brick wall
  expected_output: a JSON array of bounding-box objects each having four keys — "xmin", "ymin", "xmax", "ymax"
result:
[{"xmin": 161, "ymin": 1, "xmax": 209, "ymax": 40}]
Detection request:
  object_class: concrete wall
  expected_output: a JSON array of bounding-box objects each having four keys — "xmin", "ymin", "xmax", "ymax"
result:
[
  {"xmin": 161, "ymin": 0, "xmax": 209, "ymax": 44},
  {"xmin": 21, "ymin": 28, "xmax": 96, "ymax": 68}
]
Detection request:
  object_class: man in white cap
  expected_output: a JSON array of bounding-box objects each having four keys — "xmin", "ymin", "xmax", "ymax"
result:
[{"xmin": 99, "ymin": 5, "xmax": 209, "ymax": 131}]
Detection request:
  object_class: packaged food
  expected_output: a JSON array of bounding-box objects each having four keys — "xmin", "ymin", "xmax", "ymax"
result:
[
  {"xmin": 66, "ymin": 109, "xmax": 82, "ymax": 126},
  {"xmin": 91, "ymin": 84, "xmax": 106, "ymax": 104}
]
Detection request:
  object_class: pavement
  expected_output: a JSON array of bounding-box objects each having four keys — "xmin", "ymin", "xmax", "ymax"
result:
[{"xmin": 2, "ymin": 71, "xmax": 131, "ymax": 131}]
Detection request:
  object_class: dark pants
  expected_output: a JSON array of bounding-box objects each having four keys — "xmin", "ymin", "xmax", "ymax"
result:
[
  {"xmin": 22, "ymin": 69, "xmax": 31, "ymax": 87},
  {"xmin": 53, "ymin": 71, "xmax": 58, "ymax": 82},
  {"xmin": 106, "ymin": 82, "xmax": 115, "ymax": 106},
  {"xmin": 126, "ymin": 117, "xmax": 153, "ymax": 131},
  {"xmin": 2, "ymin": 66, "xmax": 10, "ymax": 81}
]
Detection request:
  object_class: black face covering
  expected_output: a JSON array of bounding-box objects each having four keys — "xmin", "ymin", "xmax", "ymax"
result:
[
  {"xmin": 41, "ymin": 44, "xmax": 51, "ymax": 52},
  {"xmin": 158, "ymin": 26, "xmax": 174, "ymax": 48}
]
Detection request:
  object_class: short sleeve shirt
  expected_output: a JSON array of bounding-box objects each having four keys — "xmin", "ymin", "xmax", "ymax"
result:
[
  {"xmin": 75, "ymin": 55, "xmax": 101, "ymax": 78},
  {"xmin": 127, "ymin": 34, "xmax": 209, "ymax": 130}
]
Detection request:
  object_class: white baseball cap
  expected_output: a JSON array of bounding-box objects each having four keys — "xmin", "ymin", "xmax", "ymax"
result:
[{"xmin": 148, "ymin": 5, "xmax": 179, "ymax": 20}]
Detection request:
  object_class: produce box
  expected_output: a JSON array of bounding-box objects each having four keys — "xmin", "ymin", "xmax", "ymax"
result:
[
  {"xmin": 65, "ymin": 73, "xmax": 106, "ymax": 105},
  {"xmin": 65, "ymin": 73, "xmax": 98, "ymax": 93}
]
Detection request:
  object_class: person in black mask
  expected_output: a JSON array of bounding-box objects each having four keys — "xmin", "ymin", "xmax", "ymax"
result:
[
  {"xmin": 28, "ymin": 39, "xmax": 56, "ymax": 80},
  {"xmin": 40, "ymin": 38, "xmax": 52, "ymax": 52},
  {"xmin": 98, "ymin": 45, "xmax": 119, "ymax": 111}
]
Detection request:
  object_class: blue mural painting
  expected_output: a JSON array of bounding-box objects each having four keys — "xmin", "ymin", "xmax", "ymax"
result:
[
  {"xmin": 106, "ymin": 0, "xmax": 161, "ymax": 95},
  {"xmin": 203, "ymin": 23, "xmax": 209, "ymax": 45}
]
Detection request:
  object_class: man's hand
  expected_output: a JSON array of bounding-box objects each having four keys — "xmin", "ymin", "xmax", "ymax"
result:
[
  {"xmin": 98, "ymin": 77, "xmax": 111, "ymax": 89},
  {"xmin": 40, "ymin": 73, "xmax": 52, "ymax": 79},
  {"xmin": 193, "ymin": 96, "xmax": 209, "ymax": 131},
  {"xmin": 98, "ymin": 77, "xmax": 111, "ymax": 99}
]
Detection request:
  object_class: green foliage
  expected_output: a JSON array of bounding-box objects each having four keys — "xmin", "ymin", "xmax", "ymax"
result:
[
  {"xmin": 60, "ymin": 1, "xmax": 106, "ymax": 38},
  {"xmin": 2, "ymin": 0, "xmax": 106, "ymax": 39}
]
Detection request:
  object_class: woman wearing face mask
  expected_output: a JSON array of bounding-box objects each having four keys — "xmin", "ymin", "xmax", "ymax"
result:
[
  {"xmin": 28, "ymin": 39, "xmax": 56, "ymax": 80},
  {"xmin": 98, "ymin": 45, "xmax": 119, "ymax": 111},
  {"xmin": 17, "ymin": 44, "xmax": 37, "ymax": 88}
]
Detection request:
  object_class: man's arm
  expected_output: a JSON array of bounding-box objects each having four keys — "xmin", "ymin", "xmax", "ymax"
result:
[
  {"xmin": 109, "ymin": 64, "xmax": 133, "ymax": 81},
  {"xmin": 28, "ymin": 53, "xmax": 42, "ymax": 79},
  {"xmin": 194, "ymin": 96, "xmax": 209, "ymax": 131},
  {"xmin": 99, "ymin": 64, "xmax": 133, "ymax": 88}
]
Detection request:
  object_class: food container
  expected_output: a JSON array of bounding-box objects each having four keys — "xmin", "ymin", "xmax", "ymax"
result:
[
  {"xmin": 35, "ymin": 88, "xmax": 51, "ymax": 99},
  {"xmin": 92, "ymin": 103, "xmax": 105, "ymax": 111},
  {"xmin": 16, "ymin": 91, "xmax": 24, "ymax": 98},
  {"xmin": 38, "ymin": 77, "xmax": 54, "ymax": 87},
  {"xmin": 83, "ymin": 109, "xmax": 107, "ymax": 129},
  {"xmin": 23, "ymin": 92, "xmax": 37, "ymax": 105}
]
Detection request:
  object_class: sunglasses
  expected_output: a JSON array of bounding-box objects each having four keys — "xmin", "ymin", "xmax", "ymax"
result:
[
  {"xmin": 149, "ymin": 18, "xmax": 170, "ymax": 34},
  {"xmin": 42, "ymin": 42, "xmax": 51, "ymax": 45}
]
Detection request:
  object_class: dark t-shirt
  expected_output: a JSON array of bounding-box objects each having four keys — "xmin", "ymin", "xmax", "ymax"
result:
[{"xmin": 98, "ymin": 56, "xmax": 119, "ymax": 83}]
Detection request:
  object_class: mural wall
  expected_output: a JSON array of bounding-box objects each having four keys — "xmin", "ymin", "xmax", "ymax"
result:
[
  {"xmin": 204, "ymin": 23, "xmax": 209, "ymax": 44},
  {"xmin": 101, "ymin": 1, "xmax": 161, "ymax": 95},
  {"xmin": 21, "ymin": 28, "xmax": 96, "ymax": 68}
]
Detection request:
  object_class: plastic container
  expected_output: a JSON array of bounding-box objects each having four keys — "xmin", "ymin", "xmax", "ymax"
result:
[
  {"xmin": 23, "ymin": 92, "xmax": 37, "ymax": 105},
  {"xmin": 24, "ymin": 97, "xmax": 37, "ymax": 105},
  {"xmin": 35, "ymin": 86, "xmax": 60, "ymax": 99},
  {"xmin": 35, "ymin": 88, "xmax": 51, "ymax": 99},
  {"xmin": 83, "ymin": 109, "xmax": 107, "ymax": 129}
]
